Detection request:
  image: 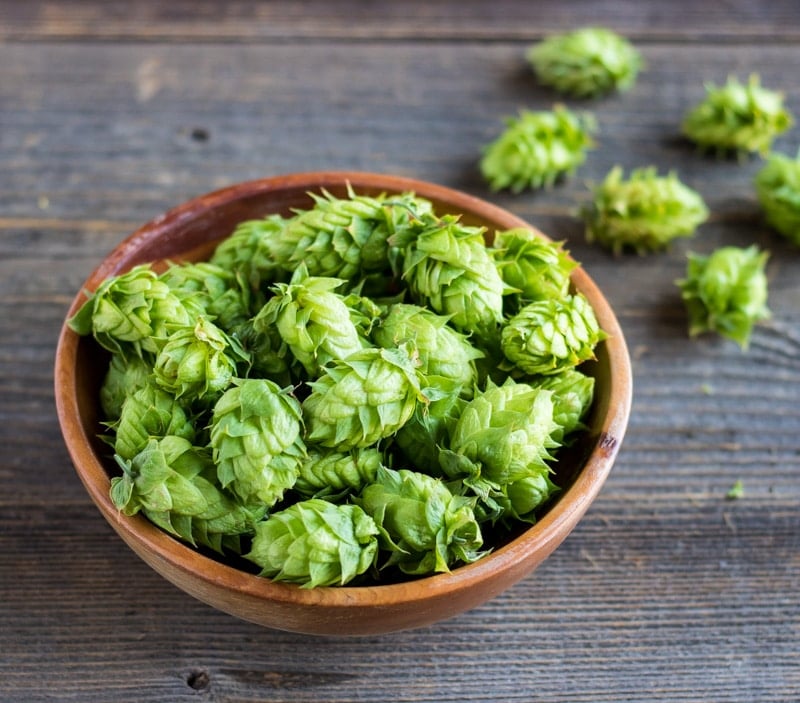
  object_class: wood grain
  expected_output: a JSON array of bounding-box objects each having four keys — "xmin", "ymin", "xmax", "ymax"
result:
[{"xmin": 1, "ymin": 0, "xmax": 799, "ymax": 700}]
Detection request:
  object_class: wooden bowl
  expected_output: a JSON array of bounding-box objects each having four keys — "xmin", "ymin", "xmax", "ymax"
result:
[{"xmin": 54, "ymin": 171, "xmax": 632, "ymax": 636}]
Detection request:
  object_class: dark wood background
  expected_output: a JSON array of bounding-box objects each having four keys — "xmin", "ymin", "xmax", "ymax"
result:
[{"xmin": 2, "ymin": 2, "xmax": 798, "ymax": 701}]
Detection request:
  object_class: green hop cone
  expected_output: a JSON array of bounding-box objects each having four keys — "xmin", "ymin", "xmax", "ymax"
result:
[
  {"xmin": 99, "ymin": 352, "xmax": 152, "ymax": 421},
  {"xmin": 491, "ymin": 228, "xmax": 577, "ymax": 308},
  {"xmin": 253, "ymin": 265, "xmax": 366, "ymax": 378},
  {"xmin": 581, "ymin": 166, "xmax": 709, "ymax": 255},
  {"xmin": 358, "ymin": 466, "xmax": 485, "ymax": 575},
  {"xmin": 209, "ymin": 378, "xmax": 305, "ymax": 507},
  {"xmin": 500, "ymin": 293, "xmax": 606, "ymax": 375},
  {"xmin": 230, "ymin": 317, "xmax": 294, "ymax": 387},
  {"xmin": 480, "ymin": 106, "xmax": 596, "ymax": 192},
  {"xmin": 161, "ymin": 261, "xmax": 253, "ymax": 332},
  {"xmin": 67, "ymin": 264, "xmax": 193, "ymax": 357},
  {"xmin": 246, "ymin": 498, "xmax": 379, "ymax": 587},
  {"xmin": 394, "ymin": 214, "xmax": 505, "ymax": 340},
  {"xmin": 501, "ymin": 293, "xmax": 605, "ymax": 375},
  {"xmin": 153, "ymin": 316, "xmax": 248, "ymax": 403},
  {"xmin": 527, "ymin": 26, "xmax": 643, "ymax": 98},
  {"xmin": 682, "ymin": 74, "xmax": 794, "ymax": 157},
  {"xmin": 273, "ymin": 187, "xmax": 433, "ymax": 280},
  {"xmin": 294, "ymin": 447, "xmax": 383, "ymax": 499},
  {"xmin": 111, "ymin": 436, "xmax": 265, "ymax": 554},
  {"xmin": 754, "ymin": 151, "xmax": 800, "ymax": 245},
  {"xmin": 303, "ymin": 345, "xmax": 426, "ymax": 451},
  {"xmin": 112, "ymin": 380, "xmax": 195, "ymax": 461},
  {"xmin": 209, "ymin": 214, "xmax": 290, "ymax": 291},
  {"xmin": 677, "ymin": 245, "xmax": 770, "ymax": 349},
  {"xmin": 443, "ymin": 380, "xmax": 560, "ymax": 487},
  {"xmin": 532, "ymin": 368, "xmax": 595, "ymax": 444},
  {"xmin": 372, "ymin": 303, "xmax": 483, "ymax": 394}
]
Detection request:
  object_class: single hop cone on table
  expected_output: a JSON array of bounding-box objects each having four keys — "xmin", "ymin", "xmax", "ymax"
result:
[
  {"xmin": 245, "ymin": 498, "xmax": 380, "ymax": 587},
  {"xmin": 526, "ymin": 26, "xmax": 643, "ymax": 98},
  {"xmin": 480, "ymin": 106, "xmax": 596, "ymax": 193},
  {"xmin": 580, "ymin": 166, "xmax": 709, "ymax": 255},
  {"xmin": 676, "ymin": 245, "xmax": 770, "ymax": 349},
  {"xmin": 209, "ymin": 378, "xmax": 306, "ymax": 508},
  {"xmin": 754, "ymin": 151, "xmax": 800, "ymax": 245},
  {"xmin": 682, "ymin": 74, "xmax": 794, "ymax": 157}
]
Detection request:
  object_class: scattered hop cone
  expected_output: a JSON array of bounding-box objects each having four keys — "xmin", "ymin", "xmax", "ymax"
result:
[
  {"xmin": 294, "ymin": 447, "xmax": 383, "ymax": 499},
  {"xmin": 209, "ymin": 378, "xmax": 305, "ymax": 507},
  {"xmin": 682, "ymin": 74, "xmax": 793, "ymax": 157},
  {"xmin": 358, "ymin": 466, "xmax": 485, "ymax": 575},
  {"xmin": 153, "ymin": 316, "xmax": 247, "ymax": 403},
  {"xmin": 527, "ymin": 26, "xmax": 643, "ymax": 98},
  {"xmin": 491, "ymin": 228, "xmax": 577, "ymax": 308},
  {"xmin": 677, "ymin": 245, "xmax": 770, "ymax": 349},
  {"xmin": 581, "ymin": 166, "xmax": 709, "ymax": 254},
  {"xmin": 100, "ymin": 352, "xmax": 152, "ymax": 421},
  {"xmin": 111, "ymin": 436, "xmax": 265, "ymax": 554},
  {"xmin": 394, "ymin": 214, "xmax": 505, "ymax": 339},
  {"xmin": 209, "ymin": 214, "xmax": 290, "ymax": 291},
  {"xmin": 113, "ymin": 381, "xmax": 195, "ymax": 461},
  {"xmin": 480, "ymin": 106, "xmax": 596, "ymax": 192},
  {"xmin": 67, "ymin": 264, "xmax": 193, "ymax": 357},
  {"xmin": 501, "ymin": 294, "xmax": 605, "ymax": 375},
  {"xmin": 246, "ymin": 499, "xmax": 379, "ymax": 587},
  {"xmin": 273, "ymin": 187, "xmax": 433, "ymax": 280},
  {"xmin": 533, "ymin": 368, "xmax": 595, "ymax": 444},
  {"xmin": 372, "ymin": 303, "xmax": 483, "ymax": 394},
  {"xmin": 754, "ymin": 151, "xmax": 800, "ymax": 245},
  {"xmin": 303, "ymin": 345, "xmax": 426, "ymax": 450},
  {"xmin": 253, "ymin": 265, "xmax": 366, "ymax": 378}
]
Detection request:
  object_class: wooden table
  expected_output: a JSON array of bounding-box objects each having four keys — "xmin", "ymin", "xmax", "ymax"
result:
[{"xmin": 2, "ymin": 2, "xmax": 799, "ymax": 700}]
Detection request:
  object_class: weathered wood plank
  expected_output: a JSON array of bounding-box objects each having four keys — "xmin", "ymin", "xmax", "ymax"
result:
[{"xmin": 2, "ymin": 0, "xmax": 800, "ymax": 42}]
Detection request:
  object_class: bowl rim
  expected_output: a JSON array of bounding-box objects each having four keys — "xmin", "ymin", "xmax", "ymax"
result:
[{"xmin": 55, "ymin": 170, "xmax": 632, "ymax": 613}]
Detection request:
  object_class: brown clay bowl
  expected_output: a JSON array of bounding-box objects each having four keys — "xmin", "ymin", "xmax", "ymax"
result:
[{"xmin": 54, "ymin": 171, "xmax": 632, "ymax": 636}]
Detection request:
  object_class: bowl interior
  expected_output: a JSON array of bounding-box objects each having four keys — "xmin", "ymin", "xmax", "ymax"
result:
[{"xmin": 56, "ymin": 171, "xmax": 631, "ymax": 634}]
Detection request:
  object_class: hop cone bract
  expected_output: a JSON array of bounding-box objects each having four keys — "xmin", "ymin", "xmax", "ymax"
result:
[
  {"xmin": 294, "ymin": 447, "xmax": 382, "ymax": 498},
  {"xmin": 533, "ymin": 368, "xmax": 595, "ymax": 443},
  {"xmin": 246, "ymin": 498, "xmax": 379, "ymax": 587},
  {"xmin": 100, "ymin": 352, "xmax": 152, "ymax": 421}
]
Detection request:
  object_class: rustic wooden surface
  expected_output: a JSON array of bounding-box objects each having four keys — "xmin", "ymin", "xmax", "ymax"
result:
[{"xmin": 2, "ymin": 1, "xmax": 799, "ymax": 701}]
